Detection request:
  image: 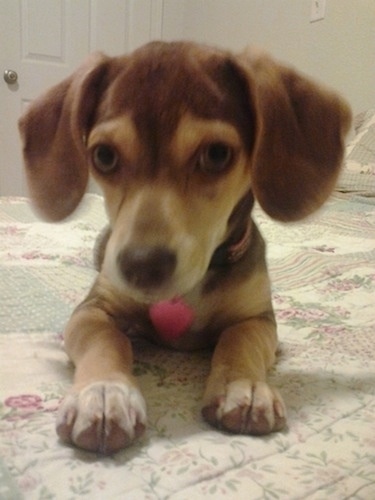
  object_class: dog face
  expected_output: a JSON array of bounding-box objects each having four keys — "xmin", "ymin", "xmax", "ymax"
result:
[
  {"xmin": 19, "ymin": 42, "xmax": 351, "ymax": 303},
  {"xmin": 87, "ymin": 45, "xmax": 257, "ymax": 301},
  {"xmin": 93, "ymin": 116, "xmax": 252, "ymax": 302}
]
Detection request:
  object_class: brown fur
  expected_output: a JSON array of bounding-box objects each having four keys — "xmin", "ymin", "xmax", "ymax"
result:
[{"xmin": 19, "ymin": 41, "xmax": 351, "ymax": 454}]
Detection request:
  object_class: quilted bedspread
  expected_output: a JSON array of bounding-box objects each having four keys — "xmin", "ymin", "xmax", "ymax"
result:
[{"xmin": 0, "ymin": 190, "xmax": 374, "ymax": 500}]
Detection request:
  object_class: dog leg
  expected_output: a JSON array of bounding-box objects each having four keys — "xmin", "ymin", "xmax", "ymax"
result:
[
  {"xmin": 56, "ymin": 306, "xmax": 146, "ymax": 454},
  {"xmin": 202, "ymin": 317, "xmax": 286, "ymax": 435}
]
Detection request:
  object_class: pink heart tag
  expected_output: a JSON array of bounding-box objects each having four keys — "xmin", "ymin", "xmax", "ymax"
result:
[{"xmin": 149, "ymin": 298, "xmax": 195, "ymax": 341}]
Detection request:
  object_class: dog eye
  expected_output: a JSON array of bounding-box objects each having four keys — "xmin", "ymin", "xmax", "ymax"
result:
[
  {"xmin": 92, "ymin": 144, "xmax": 119, "ymax": 174},
  {"xmin": 198, "ymin": 142, "xmax": 233, "ymax": 174}
]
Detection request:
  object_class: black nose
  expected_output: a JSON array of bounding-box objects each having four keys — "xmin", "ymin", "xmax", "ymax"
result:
[{"xmin": 117, "ymin": 245, "xmax": 177, "ymax": 289}]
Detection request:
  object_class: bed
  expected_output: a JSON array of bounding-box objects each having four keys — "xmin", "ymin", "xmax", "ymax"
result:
[{"xmin": 1, "ymin": 109, "xmax": 374, "ymax": 500}]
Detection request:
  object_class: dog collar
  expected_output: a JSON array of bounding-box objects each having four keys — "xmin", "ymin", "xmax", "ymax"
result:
[{"xmin": 209, "ymin": 221, "xmax": 252, "ymax": 268}]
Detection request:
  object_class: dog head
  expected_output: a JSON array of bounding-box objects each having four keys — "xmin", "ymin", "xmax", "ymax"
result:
[{"xmin": 19, "ymin": 41, "xmax": 351, "ymax": 302}]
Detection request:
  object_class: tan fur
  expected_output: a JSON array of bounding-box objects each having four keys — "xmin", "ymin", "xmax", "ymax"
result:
[{"xmin": 19, "ymin": 41, "xmax": 351, "ymax": 454}]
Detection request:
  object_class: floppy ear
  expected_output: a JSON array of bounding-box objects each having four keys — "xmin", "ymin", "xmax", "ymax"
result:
[
  {"xmin": 236, "ymin": 49, "xmax": 352, "ymax": 221},
  {"xmin": 19, "ymin": 52, "xmax": 110, "ymax": 221}
]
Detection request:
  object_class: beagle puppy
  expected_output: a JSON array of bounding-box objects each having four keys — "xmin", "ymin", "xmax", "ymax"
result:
[{"xmin": 19, "ymin": 41, "xmax": 351, "ymax": 454}]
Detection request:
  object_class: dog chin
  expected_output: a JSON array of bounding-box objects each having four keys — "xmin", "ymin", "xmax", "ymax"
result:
[
  {"xmin": 127, "ymin": 287, "xmax": 176, "ymax": 305},
  {"xmin": 111, "ymin": 273, "xmax": 201, "ymax": 306}
]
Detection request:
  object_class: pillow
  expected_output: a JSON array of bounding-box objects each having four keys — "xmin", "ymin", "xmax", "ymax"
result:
[{"xmin": 336, "ymin": 108, "xmax": 375, "ymax": 195}]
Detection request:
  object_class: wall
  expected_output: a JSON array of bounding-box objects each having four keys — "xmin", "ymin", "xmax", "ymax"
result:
[
  {"xmin": 1, "ymin": 0, "xmax": 373, "ymax": 196},
  {"xmin": 161, "ymin": 0, "xmax": 375, "ymax": 114}
]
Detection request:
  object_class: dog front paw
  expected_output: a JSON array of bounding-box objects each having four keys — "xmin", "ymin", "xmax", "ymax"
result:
[
  {"xmin": 56, "ymin": 381, "xmax": 147, "ymax": 454},
  {"xmin": 202, "ymin": 380, "xmax": 286, "ymax": 435}
]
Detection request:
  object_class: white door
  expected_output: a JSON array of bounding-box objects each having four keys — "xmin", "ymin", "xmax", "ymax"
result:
[{"xmin": 0, "ymin": 0, "xmax": 159, "ymax": 196}]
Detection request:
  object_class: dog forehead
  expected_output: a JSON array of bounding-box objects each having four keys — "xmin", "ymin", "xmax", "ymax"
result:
[{"xmin": 104, "ymin": 42, "xmax": 249, "ymax": 131}]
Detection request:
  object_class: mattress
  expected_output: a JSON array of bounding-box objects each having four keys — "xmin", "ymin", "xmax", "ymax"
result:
[{"xmin": 1, "ymin": 111, "xmax": 374, "ymax": 499}]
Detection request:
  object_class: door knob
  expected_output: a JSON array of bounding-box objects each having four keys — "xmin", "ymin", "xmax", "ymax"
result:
[{"xmin": 4, "ymin": 69, "xmax": 18, "ymax": 84}]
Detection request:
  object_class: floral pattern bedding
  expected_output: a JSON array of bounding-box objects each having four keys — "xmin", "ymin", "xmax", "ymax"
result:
[{"xmin": 0, "ymin": 189, "xmax": 374, "ymax": 500}]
